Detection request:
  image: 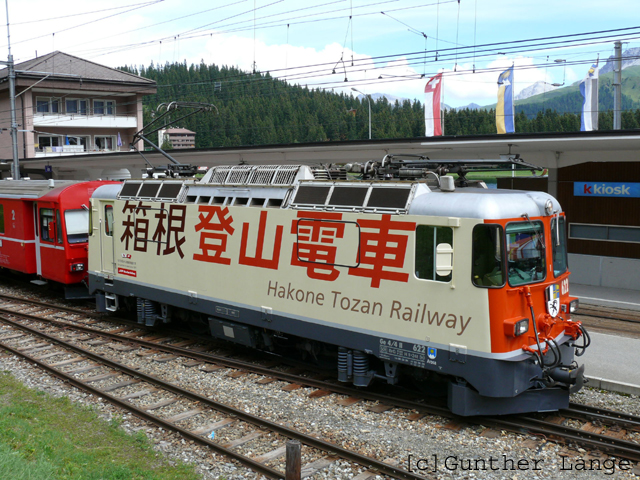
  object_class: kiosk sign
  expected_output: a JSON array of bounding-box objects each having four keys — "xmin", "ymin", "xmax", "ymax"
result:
[{"xmin": 574, "ymin": 182, "xmax": 640, "ymax": 198}]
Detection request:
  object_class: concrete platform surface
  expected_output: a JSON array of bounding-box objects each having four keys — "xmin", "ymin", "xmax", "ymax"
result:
[
  {"xmin": 571, "ymin": 283, "xmax": 640, "ymax": 312},
  {"xmin": 580, "ymin": 331, "xmax": 640, "ymax": 397},
  {"xmin": 558, "ymin": 284, "xmax": 640, "ymax": 396}
]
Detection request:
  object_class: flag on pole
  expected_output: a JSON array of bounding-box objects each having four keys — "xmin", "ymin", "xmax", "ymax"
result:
[
  {"xmin": 424, "ymin": 73, "xmax": 443, "ymax": 136},
  {"xmin": 496, "ymin": 66, "xmax": 515, "ymax": 134},
  {"xmin": 117, "ymin": 132, "xmax": 122, "ymax": 147},
  {"xmin": 580, "ymin": 61, "xmax": 599, "ymax": 131}
]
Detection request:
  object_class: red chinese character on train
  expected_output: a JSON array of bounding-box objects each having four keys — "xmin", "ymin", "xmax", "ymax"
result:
[
  {"xmin": 193, "ymin": 205, "xmax": 235, "ymax": 264},
  {"xmin": 290, "ymin": 211, "xmax": 345, "ymax": 281},
  {"xmin": 239, "ymin": 211, "xmax": 283, "ymax": 270},
  {"xmin": 164, "ymin": 205, "xmax": 187, "ymax": 258},
  {"xmin": 348, "ymin": 214, "xmax": 416, "ymax": 288}
]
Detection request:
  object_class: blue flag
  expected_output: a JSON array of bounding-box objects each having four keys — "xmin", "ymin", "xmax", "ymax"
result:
[
  {"xmin": 496, "ymin": 66, "xmax": 514, "ymax": 134},
  {"xmin": 580, "ymin": 61, "xmax": 599, "ymax": 131}
]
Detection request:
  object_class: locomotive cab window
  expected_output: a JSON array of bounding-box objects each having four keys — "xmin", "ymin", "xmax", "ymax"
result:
[
  {"xmin": 105, "ymin": 205, "xmax": 114, "ymax": 237},
  {"xmin": 56, "ymin": 210, "xmax": 63, "ymax": 245},
  {"xmin": 65, "ymin": 209, "xmax": 90, "ymax": 244},
  {"xmin": 472, "ymin": 224, "xmax": 505, "ymax": 287},
  {"xmin": 40, "ymin": 208, "xmax": 56, "ymax": 243},
  {"xmin": 551, "ymin": 216, "xmax": 568, "ymax": 277},
  {"xmin": 506, "ymin": 220, "xmax": 546, "ymax": 286},
  {"xmin": 0, "ymin": 204, "xmax": 4, "ymax": 234},
  {"xmin": 415, "ymin": 225, "xmax": 453, "ymax": 282}
]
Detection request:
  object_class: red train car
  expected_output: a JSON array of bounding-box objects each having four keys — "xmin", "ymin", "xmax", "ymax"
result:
[{"xmin": 0, "ymin": 179, "xmax": 116, "ymax": 298}]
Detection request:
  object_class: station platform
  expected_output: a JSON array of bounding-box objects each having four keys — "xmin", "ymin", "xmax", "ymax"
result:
[
  {"xmin": 570, "ymin": 283, "xmax": 640, "ymax": 397},
  {"xmin": 571, "ymin": 283, "xmax": 640, "ymax": 312}
]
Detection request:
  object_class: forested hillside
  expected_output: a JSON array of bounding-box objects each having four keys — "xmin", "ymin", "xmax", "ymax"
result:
[{"xmin": 121, "ymin": 62, "xmax": 640, "ymax": 148}]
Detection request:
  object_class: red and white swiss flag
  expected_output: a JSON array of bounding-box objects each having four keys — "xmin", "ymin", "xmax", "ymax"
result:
[{"xmin": 424, "ymin": 73, "xmax": 443, "ymax": 137}]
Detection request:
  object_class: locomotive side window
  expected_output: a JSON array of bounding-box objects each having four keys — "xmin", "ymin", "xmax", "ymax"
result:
[
  {"xmin": 0, "ymin": 205, "xmax": 4, "ymax": 234},
  {"xmin": 472, "ymin": 224, "xmax": 505, "ymax": 287},
  {"xmin": 105, "ymin": 205, "xmax": 114, "ymax": 237},
  {"xmin": 415, "ymin": 225, "xmax": 453, "ymax": 282},
  {"xmin": 40, "ymin": 208, "xmax": 55, "ymax": 243},
  {"xmin": 551, "ymin": 216, "xmax": 568, "ymax": 277},
  {"xmin": 505, "ymin": 221, "xmax": 546, "ymax": 286},
  {"xmin": 56, "ymin": 210, "xmax": 63, "ymax": 244},
  {"xmin": 65, "ymin": 209, "xmax": 90, "ymax": 244}
]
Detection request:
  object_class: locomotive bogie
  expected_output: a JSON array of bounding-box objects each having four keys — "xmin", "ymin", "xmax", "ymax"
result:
[{"xmin": 87, "ymin": 166, "xmax": 588, "ymax": 416}]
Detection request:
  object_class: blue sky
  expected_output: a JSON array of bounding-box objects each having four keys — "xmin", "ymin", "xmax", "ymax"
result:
[{"xmin": 4, "ymin": 0, "xmax": 639, "ymax": 107}]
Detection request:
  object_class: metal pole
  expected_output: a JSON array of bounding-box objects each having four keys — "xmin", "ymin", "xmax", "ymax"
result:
[
  {"xmin": 613, "ymin": 41, "xmax": 622, "ymax": 130},
  {"xmin": 351, "ymin": 87, "xmax": 372, "ymax": 140},
  {"xmin": 5, "ymin": 0, "xmax": 19, "ymax": 179},
  {"xmin": 366, "ymin": 94, "xmax": 371, "ymax": 140},
  {"xmin": 8, "ymin": 55, "xmax": 19, "ymax": 179}
]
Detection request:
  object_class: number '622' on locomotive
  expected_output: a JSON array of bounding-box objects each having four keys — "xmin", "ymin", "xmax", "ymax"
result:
[{"xmin": 87, "ymin": 164, "xmax": 589, "ymax": 416}]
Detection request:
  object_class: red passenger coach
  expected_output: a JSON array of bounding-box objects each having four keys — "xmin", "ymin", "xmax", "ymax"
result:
[{"xmin": 0, "ymin": 179, "xmax": 116, "ymax": 298}]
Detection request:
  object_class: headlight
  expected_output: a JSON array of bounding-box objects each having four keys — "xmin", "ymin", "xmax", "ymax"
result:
[
  {"xmin": 504, "ymin": 317, "xmax": 530, "ymax": 337},
  {"xmin": 514, "ymin": 318, "xmax": 529, "ymax": 336},
  {"xmin": 569, "ymin": 299, "xmax": 579, "ymax": 313},
  {"xmin": 70, "ymin": 263, "xmax": 85, "ymax": 272}
]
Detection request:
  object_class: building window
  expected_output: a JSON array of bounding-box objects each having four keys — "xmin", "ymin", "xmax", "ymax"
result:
[
  {"xmin": 94, "ymin": 136, "xmax": 115, "ymax": 151},
  {"xmin": 93, "ymin": 99, "xmax": 115, "ymax": 115},
  {"xmin": 36, "ymin": 97, "xmax": 61, "ymax": 114},
  {"xmin": 569, "ymin": 223, "xmax": 640, "ymax": 244},
  {"xmin": 38, "ymin": 135, "xmax": 61, "ymax": 152},
  {"xmin": 66, "ymin": 99, "xmax": 88, "ymax": 115}
]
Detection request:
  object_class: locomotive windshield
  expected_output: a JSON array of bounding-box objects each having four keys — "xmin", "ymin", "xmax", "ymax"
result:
[
  {"xmin": 506, "ymin": 221, "xmax": 546, "ymax": 286},
  {"xmin": 65, "ymin": 209, "xmax": 90, "ymax": 244},
  {"xmin": 551, "ymin": 216, "xmax": 568, "ymax": 277}
]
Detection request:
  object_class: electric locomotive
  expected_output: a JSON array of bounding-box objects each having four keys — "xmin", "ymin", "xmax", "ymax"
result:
[
  {"xmin": 87, "ymin": 158, "xmax": 589, "ymax": 416},
  {"xmin": 0, "ymin": 179, "xmax": 116, "ymax": 298}
]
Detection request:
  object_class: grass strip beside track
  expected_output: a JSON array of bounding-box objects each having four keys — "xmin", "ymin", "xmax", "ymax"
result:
[{"xmin": 0, "ymin": 371, "xmax": 201, "ymax": 480}]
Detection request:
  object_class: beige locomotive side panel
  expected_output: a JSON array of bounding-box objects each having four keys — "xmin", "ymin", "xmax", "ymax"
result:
[{"xmin": 90, "ymin": 199, "xmax": 492, "ymax": 353}]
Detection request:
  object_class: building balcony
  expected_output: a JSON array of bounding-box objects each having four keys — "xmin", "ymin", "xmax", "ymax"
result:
[
  {"xmin": 34, "ymin": 145, "xmax": 126, "ymax": 158},
  {"xmin": 32, "ymin": 112, "xmax": 137, "ymax": 129}
]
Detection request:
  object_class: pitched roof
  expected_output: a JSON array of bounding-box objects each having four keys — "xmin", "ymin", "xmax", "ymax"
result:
[
  {"xmin": 166, "ymin": 128, "xmax": 196, "ymax": 134},
  {"xmin": 0, "ymin": 51, "xmax": 155, "ymax": 85}
]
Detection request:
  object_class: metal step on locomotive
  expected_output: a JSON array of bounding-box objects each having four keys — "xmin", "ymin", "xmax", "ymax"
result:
[{"xmin": 87, "ymin": 155, "xmax": 589, "ymax": 416}]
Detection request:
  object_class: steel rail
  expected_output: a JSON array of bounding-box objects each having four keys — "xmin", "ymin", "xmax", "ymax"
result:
[
  {"xmin": 485, "ymin": 415, "xmax": 640, "ymax": 463},
  {"xmin": 0, "ymin": 314, "xmax": 432, "ymax": 480},
  {"xmin": 565, "ymin": 403, "xmax": 640, "ymax": 430}
]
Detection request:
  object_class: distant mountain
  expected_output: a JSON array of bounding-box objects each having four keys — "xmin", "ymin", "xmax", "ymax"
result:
[
  {"xmin": 442, "ymin": 102, "xmax": 481, "ymax": 111},
  {"xmin": 599, "ymin": 47, "xmax": 640, "ymax": 75},
  {"xmin": 458, "ymin": 102, "xmax": 482, "ymax": 111},
  {"xmin": 514, "ymin": 81, "xmax": 558, "ymax": 100}
]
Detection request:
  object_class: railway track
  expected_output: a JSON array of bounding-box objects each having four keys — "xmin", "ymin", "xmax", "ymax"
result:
[
  {"xmin": 574, "ymin": 304, "xmax": 640, "ymax": 338},
  {"xmin": 0, "ymin": 293, "xmax": 639, "ymax": 477},
  {"xmin": 0, "ymin": 311, "xmax": 425, "ymax": 479}
]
